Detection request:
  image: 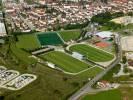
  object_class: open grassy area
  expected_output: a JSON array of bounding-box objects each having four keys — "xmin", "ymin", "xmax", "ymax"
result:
[
  {"xmin": 82, "ymin": 89, "xmax": 122, "ymax": 100},
  {"xmin": 16, "ymin": 34, "xmax": 41, "ymax": 50},
  {"xmin": 77, "ymin": 66, "xmax": 103, "ymax": 78},
  {"xmin": 70, "ymin": 44, "xmax": 114, "ymax": 62},
  {"xmin": 58, "ymin": 30, "xmax": 81, "ymax": 42},
  {"xmin": 39, "ymin": 51, "xmax": 91, "ymax": 73},
  {"xmin": 119, "ymin": 87, "xmax": 133, "ymax": 100},
  {"xmin": 1, "ymin": 63, "xmax": 102, "ymax": 100},
  {"xmin": 11, "ymin": 44, "xmax": 37, "ymax": 64}
]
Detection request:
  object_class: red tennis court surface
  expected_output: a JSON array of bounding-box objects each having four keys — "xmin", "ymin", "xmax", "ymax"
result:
[{"xmin": 95, "ymin": 42, "xmax": 110, "ymax": 48}]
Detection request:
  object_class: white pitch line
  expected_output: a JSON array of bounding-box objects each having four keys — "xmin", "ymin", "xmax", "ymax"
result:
[{"xmin": 63, "ymin": 65, "xmax": 103, "ymax": 76}]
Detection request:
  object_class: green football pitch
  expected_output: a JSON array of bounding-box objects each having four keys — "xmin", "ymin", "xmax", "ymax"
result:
[
  {"xmin": 82, "ymin": 89, "xmax": 121, "ymax": 100},
  {"xmin": 39, "ymin": 51, "xmax": 91, "ymax": 73},
  {"xmin": 69, "ymin": 44, "xmax": 114, "ymax": 62},
  {"xmin": 37, "ymin": 32, "xmax": 64, "ymax": 46},
  {"xmin": 58, "ymin": 30, "xmax": 81, "ymax": 42}
]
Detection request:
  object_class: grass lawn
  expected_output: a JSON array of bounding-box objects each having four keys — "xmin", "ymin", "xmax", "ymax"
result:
[
  {"xmin": 39, "ymin": 51, "xmax": 91, "ymax": 73},
  {"xmin": 82, "ymin": 89, "xmax": 122, "ymax": 100},
  {"xmin": 10, "ymin": 44, "xmax": 37, "ymax": 64},
  {"xmin": 119, "ymin": 87, "xmax": 133, "ymax": 100},
  {"xmin": 1, "ymin": 63, "xmax": 102, "ymax": 100},
  {"xmin": 16, "ymin": 34, "xmax": 41, "ymax": 50},
  {"xmin": 58, "ymin": 30, "xmax": 81, "ymax": 42},
  {"xmin": 70, "ymin": 44, "xmax": 114, "ymax": 62},
  {"xmin": 76, "ymin": 66, "xmax": 103, "ymax": 78}
]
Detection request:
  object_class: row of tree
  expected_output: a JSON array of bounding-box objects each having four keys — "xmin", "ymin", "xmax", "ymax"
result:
[{"xmin": 91, "ymin": 12, "xmax": 126, "ymax": 30}]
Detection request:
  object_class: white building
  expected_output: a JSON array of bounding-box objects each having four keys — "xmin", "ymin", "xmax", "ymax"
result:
[
  {"xmin": 95, "ymin": 31, "xmax": 113, "ymax": 39},
  {"xmin": 72, "ymin": 52, "xmax": 84, "ymax": 60},
  {"xmin": 0, "ymin": 22, "xmax": 7, "ymax": 37}
]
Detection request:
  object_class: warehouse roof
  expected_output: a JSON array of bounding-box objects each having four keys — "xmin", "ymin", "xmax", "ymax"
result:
[{"xmin": 96, "ymin": 31, "xmax": 113, "ymax": 39}]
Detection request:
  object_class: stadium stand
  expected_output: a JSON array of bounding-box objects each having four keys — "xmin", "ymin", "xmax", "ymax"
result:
[{"xmin": 31, "ymin": 46, "xmax": 54, "ymax": 55}]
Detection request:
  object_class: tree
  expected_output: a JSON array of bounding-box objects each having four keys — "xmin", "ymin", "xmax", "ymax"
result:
[{"xmin": 122, "ymin": 56, "xmax": 127, "ymax": 64}]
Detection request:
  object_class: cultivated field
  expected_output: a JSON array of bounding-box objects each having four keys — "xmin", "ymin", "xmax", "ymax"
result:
[
  {"xmin": 39, "ymin": 51, "xmax": 91, "ymax": 73},
  {"xmin": 16, "ymin": 34, "xmax": 41, "ymax": 50},
  {"xmin": 82, "ymin": 89, "xmax": 121, "ymax": 100},
  {"xmin": 69, "ymin": 44, "xmax": 114, "ymax": 62},
  {"xmin": 58, "ymin": 30, "xmax": 81, "ymax": 42}
]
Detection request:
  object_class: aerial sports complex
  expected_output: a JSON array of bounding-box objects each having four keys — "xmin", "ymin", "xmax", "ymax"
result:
[{"xmin": 15, "ymin": 30, "xmax": 115, "ymax": 75}]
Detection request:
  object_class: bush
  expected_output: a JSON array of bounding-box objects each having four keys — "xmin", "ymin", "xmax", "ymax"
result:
[
  {"xmin": 124, "ymin": 67, "xmax": 129, "ymax": 73},
  {"xmin": 63, "ymin": 77, "xmax": 68, "ymax": 81},
  {"xmin": 71, "ymin": 82, "xmax": 79, "ymax": 87},
  {"xmin": 129, "ymin": 73, "xmax": 133, "ymax": 77},
  {"xmin": 122, "ymin": 56, "xmax": 127, "ymax": 64}
]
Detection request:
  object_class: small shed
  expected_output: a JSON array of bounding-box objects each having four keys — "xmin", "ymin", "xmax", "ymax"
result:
[{"xmin": 0, "ymin": 22, "xmax": 7, "ymax": 37}]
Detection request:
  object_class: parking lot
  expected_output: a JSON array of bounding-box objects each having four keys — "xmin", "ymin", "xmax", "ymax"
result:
[
  {"xmin": 0, "ymin": 66, "xmax": 37, "ymax": 90},
  {"xmin": 0, "ymin": 66, "xmax": 7, "ymax": 74},
  {"xmin": 3, "ymin": 74, "xmax": 37, "ymax": 90},
  {"xmin": 0, "ymin": 70, "xmax": 19, "ymax": 85}
]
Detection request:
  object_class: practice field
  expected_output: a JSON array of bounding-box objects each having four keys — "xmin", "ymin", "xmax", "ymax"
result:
[
  {"xmin": 82, "ymin": 89, "xmax": 122, "ymax": 100},
  {"xmin": 58, "ymin": 30, "xmax": 81, "ymax": 42},
  {"xmin": 16, "ymin": 34, "xmax": 41, "ymax": 50},
  {"xmin": 39, "ymin": 51, "xmax": 91, "ymax": 73},
  {"xmin": 69, "ymin": 44, "xmax": 114, "ymax": 62},
  {"xmin": 37, "ymin": 32, "xmax": 64, "ymax": 46}
]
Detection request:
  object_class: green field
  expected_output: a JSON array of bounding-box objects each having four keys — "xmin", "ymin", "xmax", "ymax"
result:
[
  {"xmin": 11, "ymin": 44, "xmax": 37, "ymax": 64},
  {"xmin": 16, "ymin": 34, "xmax": 41, "ymax": 50},
  {"xmin": 39, "ymin": 51, "xmax": 91, "ymax": 73},
  {"xmin": 70, "ymin": 44, "xmax": 114, "ymax": 62},
  {"xmin": 77, "ymin": 66, "xmax": 103, "ymax": 78},
  {"xmin": 58, "ymin": 30, "xmax": 81, "ymax": 42},
  {"xmin": 37, "ymin": 32, "xmax": 64, "ymax": 46},
  {"xmin": 82, "ymin": 89, "xmax": 122, "ymax": 100}
]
